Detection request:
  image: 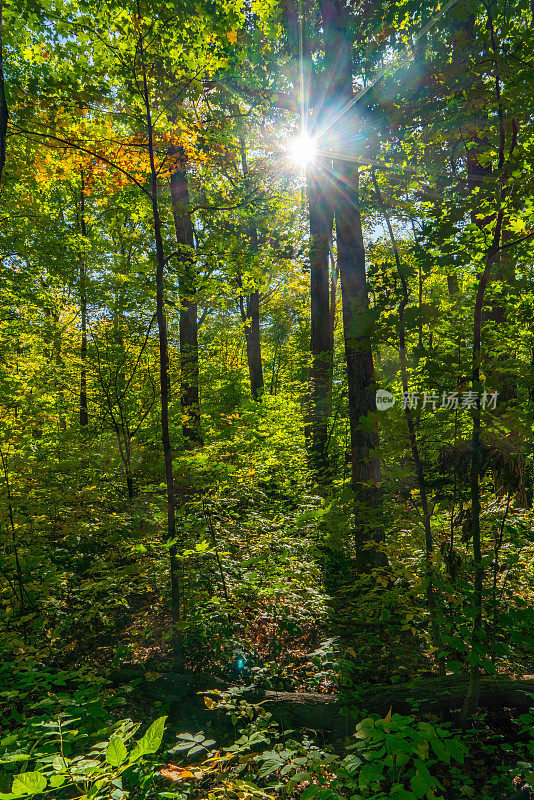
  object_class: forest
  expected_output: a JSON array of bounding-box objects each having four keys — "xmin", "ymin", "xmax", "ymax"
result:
[{"xmin": 0, "ymin": 0, "xmax": 533, "ymax": 797}]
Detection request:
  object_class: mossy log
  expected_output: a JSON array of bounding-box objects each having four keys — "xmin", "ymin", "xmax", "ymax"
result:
[
  {"xmin": 257, "ymin": 676, "xmax": 534, "ymax": 734},
  {"xmin": 110, "ymin": 668, "xmax": 534, "ymax": 733}
]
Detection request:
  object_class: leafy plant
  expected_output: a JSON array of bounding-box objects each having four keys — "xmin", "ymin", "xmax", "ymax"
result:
[
  {"xmin": 169, "ymin": 732, "xmax": 216, "ymax": 760},
  {"xmin": 296, "ymin": 712, "xmax": 468, "ymax": 800},
  {"xmin": 0, "ymin": 715, "xmax": 167, "ymax": 800}
]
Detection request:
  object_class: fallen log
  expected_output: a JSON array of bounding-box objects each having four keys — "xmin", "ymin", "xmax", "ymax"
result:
[
  {"xmin": 110, "ymin": 668, "xmax": 534, "ymax": 734},
  {"xmin": 258, "ymin": 677, "xmax": 534, "ymax": 734}
]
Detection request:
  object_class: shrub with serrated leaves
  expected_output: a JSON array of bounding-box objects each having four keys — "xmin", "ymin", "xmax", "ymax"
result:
[{"xmin": 0, "ymin": 714, "xmax": 167, "ymax": 800}]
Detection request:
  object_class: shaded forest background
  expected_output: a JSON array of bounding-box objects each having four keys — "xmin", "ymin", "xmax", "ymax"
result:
[{"xmin": 0, "ymin": 0, "xmax": 533, "ymax": 798}]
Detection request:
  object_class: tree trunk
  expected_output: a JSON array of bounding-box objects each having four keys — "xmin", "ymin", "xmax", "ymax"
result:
[
  {"xmin": 138, "ymin": 27, "xmax": 183, "ymax": 670},
  {"xmin": 461, "ymin": 222, "xmax": 503, "ymax": 722},
  {"xmin": 280, "ymin": 0, "xmax": 334, "ymax": 482},
  {"xmin": 307, "ymin": 20, "xmax": 335, "ymax": 484},
  {"xmin": 239, "ymin": 135, "xmax": 264, "ymax": 401},
  {"xmin": 320, "ymin": 0, "xmax": 384, "ymax": 569},
  {"xmin": 328, "ymin": 239, "xmax": 338, "ymax": 400},
  {"xmin": 170, "ymin": 153, "xmax": 203, "ymax": 447},
  {"xmin": 79, "ymin": 170, "xmax": 89, "ymax": 427},
  {"xmin": 308, "ymin": 167, "xmax": 334, "ymax": 482},
  {"xmin": 0, "ymin": 0, "xmax": 7, "ymax": 183},
  {"xmin": 447, "ymin": 273, "xmax": 459, "ymax": 297},
  {"xmin": 244, "ymin": 289, "xmax": 263, "ymax": 400}
]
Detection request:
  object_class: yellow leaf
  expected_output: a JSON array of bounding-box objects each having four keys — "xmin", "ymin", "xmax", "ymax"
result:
[
  {"xmin": 227, "ymin": 28, "xmax": 238, "ymax": 44},
  {"xmin": 159, "ymin": 766, "xmax": 195, "ymax": 782}
]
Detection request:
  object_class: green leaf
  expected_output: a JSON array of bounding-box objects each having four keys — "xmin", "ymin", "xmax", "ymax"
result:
[
  {"xmin": 446, "ymin": 739, "xmax": 467, "ymax": 763},
  {"xmin": 431, "ymin": 739, "xmax": 450, "ymax": 763},
  {"xmin": 70, "ymin": 759, "xmax": 100, "ymax": 775},
  {"xmin": 391, "ymin": 786, "xmax": 416, "ymax": 799},
  {"xmin": 188, "ymin": 745, "xmax": 206, "ymax": 756},
  {"xmin": 410, "ymin": 772, "xmax": 430, "ymax": 799},
  {"xmin": 52, "ymin": 755, "xmax": 68, "ymax": 771},
  {"xmin": 107, "ymin": 737, "xmax": 127, "ymax": 766},
  {"xmin": 169, "ymin": 741, "xmax": 195, "ymax": 753},
  {"xmin": 11, "ymin": 772, "xmax": 48, "ymax": 797},
  {"xmin": 129, "ymin": 716, "xmax": 167, "ymax": 762},
  {"xmin": 358, "ymin": 761, "xmax": 384, "ymax": 787}
]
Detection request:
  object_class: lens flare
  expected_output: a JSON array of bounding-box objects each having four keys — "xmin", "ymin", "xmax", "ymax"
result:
[{"xmin": 288, "ymin": 131, "xmax": 317, "ymax": 170}]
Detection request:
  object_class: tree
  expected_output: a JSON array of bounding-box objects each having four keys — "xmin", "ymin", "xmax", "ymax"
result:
[
  {"xmin": 319, "ymin": 0, "xmax": 384, "ymax": 568},
  {"xmin": 0, "ymin": 0, "xmax": 7, "ymax": 183},
  {"xmin": 170, "ymin": 150, "xmax": 203, "ymax": 446},
  {"xmin": 238, "ymin": 134, "xmax": 264, "ymax": 402},
  {"xmin": 78, "ymin": 169, "xmax": 88, "ymax": 427}
]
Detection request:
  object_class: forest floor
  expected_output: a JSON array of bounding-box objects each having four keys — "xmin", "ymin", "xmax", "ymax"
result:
[{"xmin": 1, "ymin": 487, "xmax": 533, "ymax": 800}]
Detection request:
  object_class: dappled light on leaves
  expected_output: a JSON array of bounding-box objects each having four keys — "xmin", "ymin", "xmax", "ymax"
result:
[{"xmin": 0, "ymin": 0, "xmax": 533, "ymax": 797}]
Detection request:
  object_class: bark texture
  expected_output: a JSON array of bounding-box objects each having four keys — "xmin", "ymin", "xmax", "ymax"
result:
[
  {"xmin": 239, "ymin": 136, "xmax": 264, "ymax": 401},
  {"xmin": 170, "ymin": 153, "xmax": 203, "ymax": 447},
  {"xmin": 79, "ymin": 171, "xmax": 88, "ymax": 427},
  {"xmin": 138, "ymin": 25, "xmax": 182, "ymax": 669},
  {"xmin": 320, "ymin": 0, "xmax": 384, "ymax": 568},
  {"xmin": 0, "ymin": 0, "xmax": 7, "ymax": 183},
  {"xmin": 257, "ymin": 678, "xmax": 534, "ymax": 733},
  {"xmin": 308, "ymin": 167, "xmax": 334, "ymax": 480},
  {"xmin": 280, "ymin": 0, "xmax": 335, "ymax": 482}
]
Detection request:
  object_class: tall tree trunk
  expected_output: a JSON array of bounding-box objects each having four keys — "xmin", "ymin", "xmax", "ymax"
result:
[
  {"xmin": 328, "ymin": 238, "xmax": 338, "ymax": 402},
  {"xmin": 239, "ymin": 135, "xmax": 264, "ymax": 401},
  {"xmin": 243, "ymin": 289, "xmax": 263, "ymax": 400},
  {"xmin": 280, "ymin": 0, "xmax": 334, "ymax": 482},
  {"xmin": 320, "ymin": 0, "xmax": 384, "ymax": 569},
  {"xmin": 79, "ymin": 170, "xmax": 88, "ymax": 427},
  {"xmin": 170, "ymin": 152, "xmax": 203, "ymax": 447},
  {"xmin": 308, "ymin": 167, "xmax": 334, "ymax": 482},
  {"xmin": 53, "ymin": 313, "xmax": 66, "ymax": 432},
  {"xmin": 0, "ymin": 0, "xmax": 7, "ymax": 183},
  {"xmin": 307, "ymin": 11, "xmax": 335, "ymax": 484},
  {"xmin": 447, "ymin": 273, "xmax": 459, "ymax": 297},
  {"xmin": 138, "ymin": 25, "xmax": 183, "ymax": 670}
]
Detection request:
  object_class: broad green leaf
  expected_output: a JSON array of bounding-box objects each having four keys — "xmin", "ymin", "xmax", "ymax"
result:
[
  {"xmin": 106, "ymin": 737, "xmax": 127, "ymax": 766},
  {"xmin": 52, "ymin": 755, "xmax": 69, "ymax": 771},
  {"xmin": 410, "ymin": 772, "xmax": 430, "ymax": 799},
  {"xmin": 11, "ymin": 772, "xmax": 47, "ymax": 797},
  {"xmin": 431, "ymin": 738, "xmax": 450, "ymax": 763},
  {"xmin": 287, "ymin": 772, "xmax": 310, "ymax": 791},
  {"xmin": 446, "ymin": 739, "xmax": 467, "ymax": 763},
  {"xmin": 70, "ymin": 759, "xmax": 101, "ymax": 776},
  {"xmin": 129, "ymin": 716, "xmax": 167, "ymax": 762}
]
